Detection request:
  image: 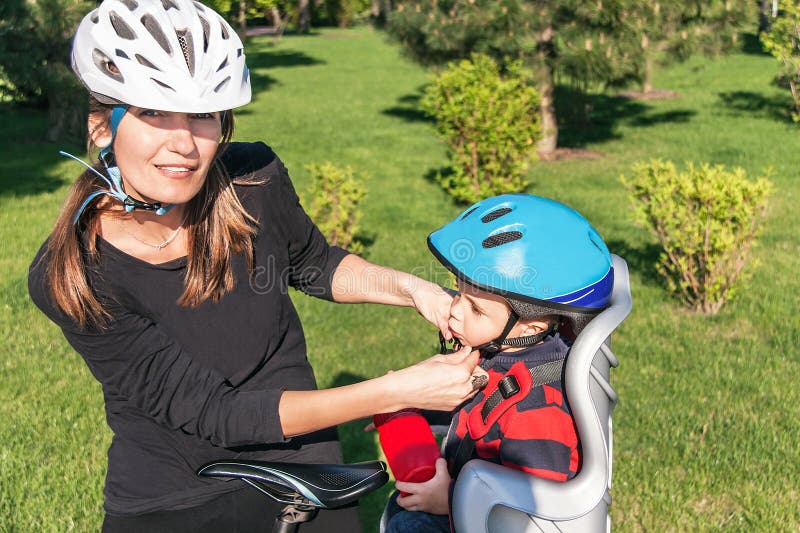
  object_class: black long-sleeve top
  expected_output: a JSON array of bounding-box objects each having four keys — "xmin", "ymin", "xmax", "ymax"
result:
[{"xmin": 28, "ymin": 142, "xmax": 350, "ymax": 515}]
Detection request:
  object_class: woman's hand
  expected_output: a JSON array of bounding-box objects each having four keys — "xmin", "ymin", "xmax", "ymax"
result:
[
  {"xmin": 388, "ymin": 345, "xmax": 486, "ymax": 412},
  {"xmin": 395, "ymin": 458, "xmax": 452, "ymax": 515},
  {"xmin": 279, "ymin": 346, "xmax": 483, "ymax": 437},
  {"xmin": 409, "ymin": 282, "xmax": 455, "ymax": 341},
  {"xmin": 330, "ymin": 255, "xmax": 455, "ymax": 339}
]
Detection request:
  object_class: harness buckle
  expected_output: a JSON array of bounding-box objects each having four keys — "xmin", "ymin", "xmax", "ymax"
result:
[{"xmin": 498, "ymin": 375, "xmax": 520, "ymax": 399}]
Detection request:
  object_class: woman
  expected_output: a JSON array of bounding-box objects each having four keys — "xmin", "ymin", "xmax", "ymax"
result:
[{"xmin": 27, "ymin": 1, "xmax": 482, "ymax": 531}]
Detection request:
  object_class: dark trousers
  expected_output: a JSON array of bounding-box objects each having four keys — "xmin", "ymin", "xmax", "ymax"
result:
[{"xmin": 102, "ymin": 486, "xmax": 362, "ymax": 533}]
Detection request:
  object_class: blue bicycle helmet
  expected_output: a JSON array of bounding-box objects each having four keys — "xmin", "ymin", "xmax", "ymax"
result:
[{"xmin": 428, "ymin": 194, "xmax": 613, "ymax": 351}]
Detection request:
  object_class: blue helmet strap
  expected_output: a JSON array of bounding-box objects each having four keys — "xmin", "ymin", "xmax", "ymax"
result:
[{"xmin": 98, "ymin": 105, "xmax": 128, "ymax": 160}]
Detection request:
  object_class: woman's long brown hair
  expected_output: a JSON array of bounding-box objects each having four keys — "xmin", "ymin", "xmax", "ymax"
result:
[{"xmin": 44, "ymin": 96, "xmax": 259, "ymax": 328}]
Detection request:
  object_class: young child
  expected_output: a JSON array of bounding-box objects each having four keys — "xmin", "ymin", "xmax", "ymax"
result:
[{"xmin": 383, "ymin": 193, "xmax": 614, "ymax": 533}]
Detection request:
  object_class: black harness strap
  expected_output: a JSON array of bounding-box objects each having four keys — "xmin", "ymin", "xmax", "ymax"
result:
[{"xmin": 450, "ymin": 358, "xmax": 565, "ymax": 478}]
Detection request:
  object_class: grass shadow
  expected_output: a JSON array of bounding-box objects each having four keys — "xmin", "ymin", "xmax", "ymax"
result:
[
  {"xmin": 248, "ymin": 48, "xmax": 326, "ymax": 70},
  {"xmin": 352, "ymin": 231, "xmax": 378, "ymax": 259},
  {"xmin": 237, "ymin": 48, "xmax": 327, "ymax": 113},
  {"xmin": 628, "ymin": 109, "xmax": 696, "ymax": 127},
  {"xmin": 0, "ymin": 104, "xmax": 76, "ymax": 198},
  {"xmin": 716, "ymin": 90, "xmax": 794, "ymax": 123},
  {"xmin": 607, "ymin": 239, "xmax": 666, "ymax": 289},
  {"xmin": 740, "ymin": 32, "xmax": 770, "ymax": 56},
  {"xmin": 421, "ymin": 166, "xmax": 477, "ymax": 208},
  {"xmin": 422, "ymin": 166, "xmax": 452, "ymax": 187},
  {"xmin": 381, "ymin": 87, "xmax": 433, "ymax": 124},
  {"xmin": 555, "ymin": 86, "xmax": 696, "ymax": 148}
]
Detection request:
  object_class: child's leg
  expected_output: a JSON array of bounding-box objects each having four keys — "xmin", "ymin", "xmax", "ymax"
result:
[{"xmin": 384, "ymin": 491, "xmax": 450, "ymax": 533}]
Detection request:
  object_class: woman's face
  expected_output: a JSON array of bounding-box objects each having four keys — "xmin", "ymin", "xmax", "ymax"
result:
[{"xmin": 100, "ymin": 107, "xmax": 222, "ymax": 206}]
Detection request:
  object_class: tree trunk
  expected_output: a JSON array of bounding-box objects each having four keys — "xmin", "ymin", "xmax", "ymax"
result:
[
  {"xmin": 643, "ymin": 53, "xmax": 654, "ymax": 94},
  {"xmin": 298, "ymin": 0, "xmax": 311, "ymax": 33},
  {"xmin": 237, "ymin": 0, "xmax": 247, "ymax": 40},
  {"xmin": 534, "ymin": 27, "xmax": 557, "ymax": 158},
  {"xmin": 758, "ymin": 0, "xmax": 772, "ymax": 33},
  {"xmin": 269, "ymin": 6, "xmax": 282, "ymax": 27},
  {"xmin": 537, "ymin": 70, "xmax": 557, "ymax": 157},
  {"xmin": 269, "ymin": 6, "xmax": 286, "ymax": 45},
  {"xmin": 46, "ymin": 82, "xmax": 86, "ymax": 144},
  {"xmin": 44, "ymin": 64, "xmax": 86, "ymax": 144}
]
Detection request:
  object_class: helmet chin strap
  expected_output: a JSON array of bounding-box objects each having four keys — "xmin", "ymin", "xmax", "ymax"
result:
[
  {"xmin": 439, "ymin": 311, "xmax": 558, "ymax": 355},
  {"xmin": 65, "ymin": 104, "xmax": 174, "ymax": 223}
]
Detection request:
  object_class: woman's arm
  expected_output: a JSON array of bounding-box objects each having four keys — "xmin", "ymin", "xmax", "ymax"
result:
[
  {"xmin": 279, "ymin": 345, "xmax": 480, "ymax": 437},
  {"xmin": 330, "ymin": 253, "xmax": 454, "ymax": 338}
]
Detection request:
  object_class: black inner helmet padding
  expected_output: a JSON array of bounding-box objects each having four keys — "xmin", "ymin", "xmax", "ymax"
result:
[
  {"xmin": 176, "ymin": 30, "xmax": 194, "ymax": 75},
  {"xmin": 507, "ymin": 299, "xmax": 600, "ymax": 336}
]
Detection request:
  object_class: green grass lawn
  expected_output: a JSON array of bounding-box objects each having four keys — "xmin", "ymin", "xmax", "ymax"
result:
[{"xmin": 1, "ymin": 27, "xmax": 798, "ymax": 532}]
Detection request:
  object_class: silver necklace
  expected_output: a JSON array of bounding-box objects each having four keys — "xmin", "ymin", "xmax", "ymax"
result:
[{"xmin": 117, "ymin": 216, "xmax": 186, "ymax": 251}]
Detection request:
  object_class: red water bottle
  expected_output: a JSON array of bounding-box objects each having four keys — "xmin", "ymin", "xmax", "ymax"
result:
[{"xmin": 373, "ymin": 409, "xmax": 441, "ymax": 489}]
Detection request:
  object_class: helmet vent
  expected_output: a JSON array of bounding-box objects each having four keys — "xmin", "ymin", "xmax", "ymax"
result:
[
  {"xmin": 135, "ymin": 53, "xmax": 160, "ymax": 71},
  {"xmin": 141, "ymin": 14, "xmax": 172, "ymax": 55},
  {"xmin": 221, "ymin": 20, "xmax": 230, "ymax": 39},
  {"xmin": 176, "ymin": 31, "xmax": 195, "ymax": 75},
  {"xmin": 109, "ymin": 11, "xmax": 136, "ymax": 39},
  {"xmin": 161, "ymin": 0, "xmax": 178, "ymax": 10},
  {"xmin": 115, "ymin": 49, "xmax": 129, "ymax": 59},
  {"xmin": 460, "ymin": 206, "xmax": 479, "ymax": 220},
  {"xmin": 214, "ymin": 76, "xmax": 231, "ymax": 93},
  {"xmin": 217, "ymin": 57, "xmax": 229, "ymax": 72},
  {"xmin": 481, "ymin": 207, "xmax": 512, "ymax": 223},
  {"xmin": 120, "ymin": 0, "xmax": 138, "ymax": 10},
  {"xmin": 150, "ymin": 77, "xmax": 176, "ymax": 92},
  {"xmin": 193, "ymin": 1, "xmax": 206, "ymax": 12},
  {"xmin": 90, "ymin": 11, "xmax": 99, "ymax": 23},
  {"xmin": 199, "ymin": 15, "xmax": 211, "ymax": 52},
  {"xmin": 482, "ymin": 231, "xmax": 523, "ymax": 248},
  {"xmin": 93, "ymin": 49, "xmax": 124, "ymax": 82}
]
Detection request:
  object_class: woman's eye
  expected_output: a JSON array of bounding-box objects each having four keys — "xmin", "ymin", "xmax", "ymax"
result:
[
  {"xmin": 191, "ymin": 113, "xmax": 215, "ymax": 120},
  {"xmin": 139, "ymin": 109, "xmax": 161, "ymax": 117}
]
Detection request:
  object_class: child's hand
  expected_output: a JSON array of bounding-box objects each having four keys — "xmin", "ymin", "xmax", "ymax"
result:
[{"xmin": 395, "ymin": 458, "xmax": 451, "ymax": 516}]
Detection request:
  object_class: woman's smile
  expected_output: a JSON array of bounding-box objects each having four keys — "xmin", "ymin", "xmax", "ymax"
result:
[{"xmin": 155, "ymin": 163, "xmax": 199, "ymax": 179}]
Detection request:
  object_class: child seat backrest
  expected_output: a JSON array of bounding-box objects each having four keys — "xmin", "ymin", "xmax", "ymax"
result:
[{"xmin": 449, "ymin": 254, "xmax": 632, "ymax": 533}]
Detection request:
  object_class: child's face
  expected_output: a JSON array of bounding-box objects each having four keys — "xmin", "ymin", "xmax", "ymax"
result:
[{"xmin": 447, "ymin": 281, "xmax": 516, "ymax": 349}]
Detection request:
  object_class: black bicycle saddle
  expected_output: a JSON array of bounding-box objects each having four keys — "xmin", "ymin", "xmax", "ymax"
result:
[{"xmin": 197, "ymin": 460, "xmax": 388, "ymax": 509}]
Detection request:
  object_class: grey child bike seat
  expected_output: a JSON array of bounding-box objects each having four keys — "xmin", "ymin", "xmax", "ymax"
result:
[{"xmin": 450, "ymin": 254, "xmax": 632, "ymax": 533}]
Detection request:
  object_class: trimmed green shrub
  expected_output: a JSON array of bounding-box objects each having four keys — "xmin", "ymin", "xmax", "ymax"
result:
[
  {"xmin": 420, "ymin": 53, "xmax": 541, "ymax": 204},
  {"xmin": 621, "ymin": 160, "xmax": 772, "ymax": 314},
  {"xmin": 760, "ymin": 2, "xmax": 800, "ymax": 122},
  {"xmin": 305, "ymin": 162, "xmax": 367, "ymax": 254}
]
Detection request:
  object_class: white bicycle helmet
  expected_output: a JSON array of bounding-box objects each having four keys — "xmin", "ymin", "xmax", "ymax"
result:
[{"xmin": 71, "ymin": 0, "xmax": 251, "ymax": 113}]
